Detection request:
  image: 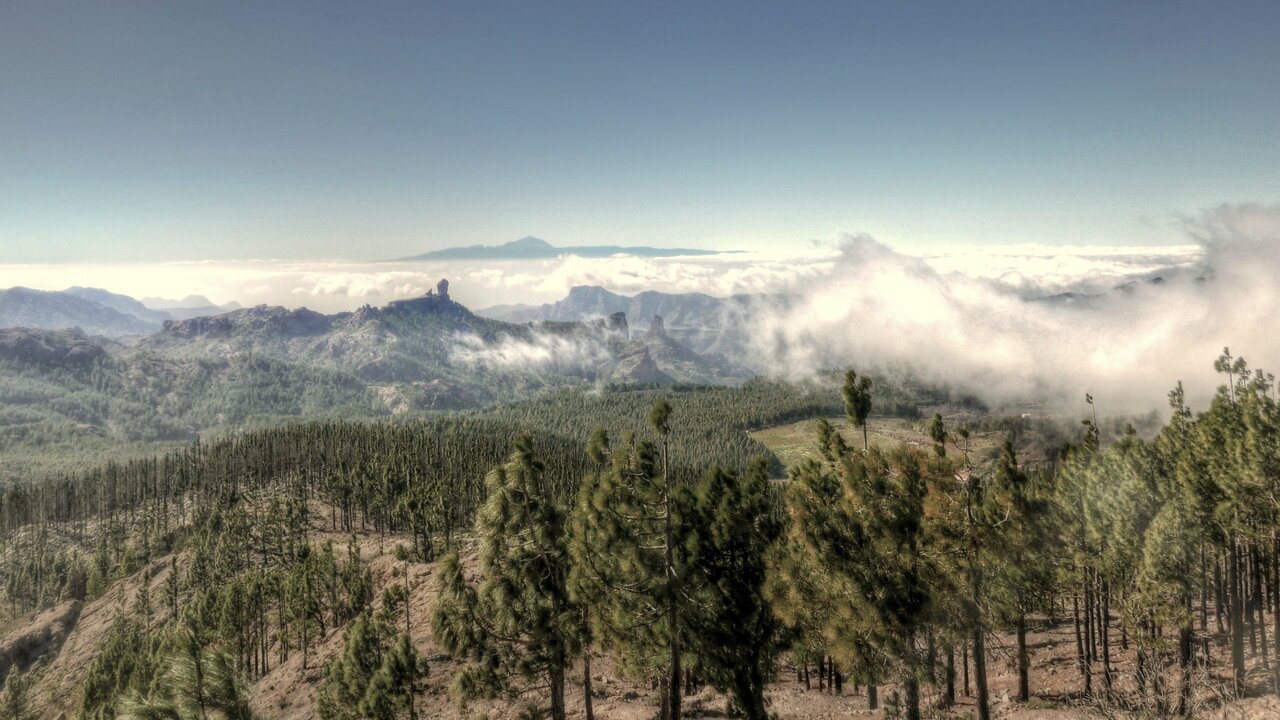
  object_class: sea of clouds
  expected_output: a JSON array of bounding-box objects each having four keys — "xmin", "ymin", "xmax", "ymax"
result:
[{"xmin": 2, "ymin": 202, "xmax": 1277, "ymax": 411}]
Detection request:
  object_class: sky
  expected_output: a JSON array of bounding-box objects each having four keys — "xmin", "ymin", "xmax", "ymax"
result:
[{"xmin": 2, "ymin": 1, "xmax": 1278, "ymax": 263}]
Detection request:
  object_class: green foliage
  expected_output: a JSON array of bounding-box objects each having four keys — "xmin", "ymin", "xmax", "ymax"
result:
[
  {"xmin": 782, "ymin": 442, "xmax": 943, "ymax": 720},
  {"xmin": 316, "ymin": 609, "xmax": 389, "ymax": 717},
  {"xmin": 11, "ymin": 349, "xmax": 1280, "ymax": 718},
  {"xmin": 568, "ymin": 431, "xmax": 676, "ymax": 679},
  {"xmin": 116, "ymin": 628, "xmax": 255, "ymax": 720},
  {"xmin": 79, "ymin": 616, "xmax": 165, "ymax": 720},
  {"xmin": 431, "ymin": 438, "xmax": 577, "ymax": 719},
  {"xmin": 842, "ymin": 369, "xmax": 873, "ymax": 449},
  {"xmin": 358, "ymin": 633, "xmax": 428, "ymax": 720},
  {"xmin": 683, "ymin": 460, "xmax": 783, "ymax": 720},
  {"xmin": 0, "ymin": 666, "xmax": 35, "ymax": 720}
]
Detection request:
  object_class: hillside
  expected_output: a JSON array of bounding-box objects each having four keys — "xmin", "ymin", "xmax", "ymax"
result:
[
  {"xmin": 0, "ymin": 283, "xmax": 762, "ymax": 481},
  {"xmin": 0, "ymin": 287, "xmax": 160, "ymax": 337},
  {"xmin": 2, "ymin": 398, "xmax": 1278, "ymax": 720}
]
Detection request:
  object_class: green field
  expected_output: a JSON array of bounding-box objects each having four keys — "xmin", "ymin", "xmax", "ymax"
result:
[{"xmin": 750, "ymin": 415, "xmax": 1008, "ymax": 473}]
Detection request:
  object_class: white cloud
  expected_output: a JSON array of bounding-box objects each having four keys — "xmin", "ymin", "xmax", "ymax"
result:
[
  {"xmin": 749, "ymin": 205, "xmax": 1280, "ymax": 410},
  {"xmin": 449, "ymin": 329, "xmax": 613, "ymax": 374},
  {"xmin": 3, "ymin": 204, "xmax": 1276, "ymax": 412}
]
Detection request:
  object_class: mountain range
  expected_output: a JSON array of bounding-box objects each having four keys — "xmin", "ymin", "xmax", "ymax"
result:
[
  {"xmin": 0, "ymin": 280, "xmax": 750, "ymax": 460},
  {"xmin": 481, "ymin": 284, "xmax": 786, "ymax": 360},
  {"xmin": 392, "ymin": 235, "xmax": 735, "ymax": 261},
  {"xmin": 0, "ymin": 287, "xmax": 241, "ymax": 337}
]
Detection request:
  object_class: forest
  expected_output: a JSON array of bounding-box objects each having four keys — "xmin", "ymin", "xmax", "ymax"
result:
[{"xmin": 0, "ymin": 353, "xmax": 1275, "ymax": 719}]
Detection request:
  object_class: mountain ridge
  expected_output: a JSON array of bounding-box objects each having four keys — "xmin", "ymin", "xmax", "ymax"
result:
[
  {"xmin": 392, "ymin": 236, "xmax": 737, "ymax": 261},
  {"xmin": 0, "ymin": 287, "xmax": 161, "ymax": 337}
]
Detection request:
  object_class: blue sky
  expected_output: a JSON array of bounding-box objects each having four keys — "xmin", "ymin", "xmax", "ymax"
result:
[{"xmin": 2, "ymin": 1, "xmax": 1277, "ymax": 262}]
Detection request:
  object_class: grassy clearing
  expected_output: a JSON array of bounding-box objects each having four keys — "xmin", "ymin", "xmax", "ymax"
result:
[{"xmin": 750, "ymin": 415, "xmax": 1008, "ymax": 473}]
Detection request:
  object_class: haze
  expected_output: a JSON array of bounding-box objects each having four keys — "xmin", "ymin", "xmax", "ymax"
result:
[
  {"xmin": 1, "ymin": 2, "xmax": 1278, "ymax": 411},
  {"xmin": 3, "ymin": 2, "xmax": 1279, "ymax": 262}
]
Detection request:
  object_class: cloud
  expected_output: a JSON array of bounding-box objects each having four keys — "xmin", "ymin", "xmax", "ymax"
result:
[
  {"xmin": 449, "ymin": 329, "xmax": 614, "ymax": 375},
  {"xmin": 919, "ymin": 244, "xmax": 1202, "ymax": 298},
  {"xmin": 2, "ymin": 203, "xmax": 1275, "ymax": 412},
  {"xmin": 748, "ymin": 204, "xmax": 1280, "ymax": 410}
]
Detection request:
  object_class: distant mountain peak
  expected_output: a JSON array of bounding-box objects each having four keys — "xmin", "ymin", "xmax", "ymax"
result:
[
  {"xmin": 141, "ymin": 294, "xmax": 218, "ymax": 310},
  {"xmin": 391, "ymin": 237, "xmax": 735, "ymax": 262},
  {"xmin": 510, "ymin": 236, "xmax": 553, "ymax": 248}
]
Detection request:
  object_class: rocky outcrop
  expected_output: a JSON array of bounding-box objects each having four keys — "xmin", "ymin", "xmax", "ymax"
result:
[
  {"xmin": 610, "ymin": 345, "xmax": 675, "ymax": 385},
  {"xmin": 608, "ymin": 311, "xmax": 629, "ymax": 339},
  {"xmin": 647, "ymin": 314, "xmax": 666, "ymax": 339},
  {"xmin": 156, "ymin": 305, "xmax": 334, "ymax": 342}
]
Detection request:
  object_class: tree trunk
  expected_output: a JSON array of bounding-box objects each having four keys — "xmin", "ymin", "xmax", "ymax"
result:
[
  {"xmin": 734, "ymin": 667, "xmax": 769, "ymax": 720},
  {"xmin": 973, "ymin": 626, "xmax": 990, "ymax": 720},
  {"xmin": 663, "ymin": 435, "xmax": 681, "ymax": 720},
  {"xmin": 583, "ymin": 651, "xmax": 595, "ymax": 720},
  {"xmin": 1084, "ymin": 572, "xmax": 1095, "ymax": 663},
  {"xmin": 1072, "ymin": 594, "xmax": 1085, "ymax": 688},
  {"xmin": 904, "ymin": 672, "xmax": 921, "ymax": 720},
  {"xmin": 1101, "ymin": 579, "xmax": 1113, "ymax": 699},
  {"xmin": 1273, "ymin": 533, "xmax": 1280, "ymax": 692},
  {"xmin": 1215, "ymin": 554, "xmax": 1225, "ymax": 636},
  {"xmin": 1231, "ymin": 538, "xmax": 1246, "ymax": 695},
  {"xmin": 945, "ymin": 647, "xmax": 956, "ymax": 706},
  {"xmin": 1016, "ymin": 613, "xmax": 1030, "ymax": 702},
  {"xmin": 1179, "ymin": 600, "xmax": 1194, "ymax": 715},
  {"xmin": 550, "ymin": 666, "xmax": 566, "ymax": 720}
]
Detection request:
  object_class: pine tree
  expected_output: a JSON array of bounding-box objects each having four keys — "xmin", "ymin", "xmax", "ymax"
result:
[
  {"xmin": 784, "ymin": 440, "xmax": 939, "ymax": 720},
  {"xmin": 0, "ymin": 666, "xmax": 35, "ymax": 720},
  {"xmin": 684, "ymin": 459, "xmax": 782, "ymax": 720},
  {"xmin": 566, "ymin": 426, "xmax": 614, "ymax": 720},
  {"xmin": 567, "ymin": 415, "xmax": 691, "ymax": 720},
  {"xmin": 430, "ymin": 437, "xmax": 578, "ymax": 720},
  {"xmin": 647, "ymin": 398, "xmax": 684, "ymax": 720},
  {"xmin": 357, "ymin": 633, "xmax": 428, "ymax": 720},
  {"xmin": 842, "ymin": 370, "xmax": 873, "ymax": 451},
  {"xmin": 118, "ymin": 628, "xmax": 255, "ymax": 720},
  {"xmin": 928, "ymin": 413, "xmax": 947, "ymax": 457},
  {"xmin": 317, "ymin": 612, "xmax": 388, "ymax": 720},
  {"xmin": 987, "ymin": 441, "xmax": 1055, "ymax": 703}
]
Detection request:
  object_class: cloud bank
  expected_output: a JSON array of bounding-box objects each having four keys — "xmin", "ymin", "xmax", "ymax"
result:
[
  {"xmin": 3, "ymin": 203, "xmax": 1277, "ymax": 411},
  {"xmin": 750, "ymin": 204, "xmax": 1278, "ymax": 411},
  {"xmin": 449, "ymin": 330, "xmax": 614, "ymax": 376}
]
